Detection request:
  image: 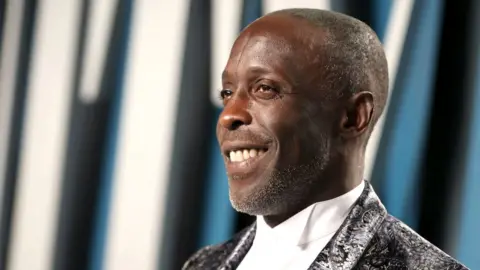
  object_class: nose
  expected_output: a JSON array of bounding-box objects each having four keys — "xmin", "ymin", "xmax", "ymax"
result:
[{"xmin": 218, "ymin": 98, "xmax": 252, "ymax": 130}]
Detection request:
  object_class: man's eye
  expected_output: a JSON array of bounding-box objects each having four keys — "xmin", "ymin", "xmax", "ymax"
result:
[
  {"xmin": 255, "ymin": 84, "xmax": 280, "ymax": 99},
  {"xmin": 219, "ymin": 89, "xmax": 233, "ymax": 100},
  {"xmin": 258, "ymin": 84, "xmax": 275, "ymax": 92}
]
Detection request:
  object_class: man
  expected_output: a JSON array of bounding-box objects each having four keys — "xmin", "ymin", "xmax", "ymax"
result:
[{"xmin": 183, "ymin": 8, "xmax": 468, "ymax": 270}]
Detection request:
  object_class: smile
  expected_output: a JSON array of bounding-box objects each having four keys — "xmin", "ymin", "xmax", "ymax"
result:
[
  {"xmin": 221, "ymin": 141, "xmax": 271, "ymax": 177},
  {"xmin": 225, "ymin": 147, "xmax": 269, "ymax": 178},
  {"xmin": 228, "ymin": 148, "xmax": 267, "ymax": 163}
]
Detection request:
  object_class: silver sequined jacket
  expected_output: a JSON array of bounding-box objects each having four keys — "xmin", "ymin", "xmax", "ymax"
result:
[{"xmin": 183, "ymin": 182, "xmax": 469, "ymax": 270}]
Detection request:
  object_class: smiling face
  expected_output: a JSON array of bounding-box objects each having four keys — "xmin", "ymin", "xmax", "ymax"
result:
[{"xmin": 216, "ymin": 14, "xmax": 341, "ymax": 216}]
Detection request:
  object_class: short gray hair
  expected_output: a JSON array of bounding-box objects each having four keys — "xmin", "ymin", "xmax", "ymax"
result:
[{"xmin": 271, "ymin": 8, "xmax": 389, "ymax": 129}]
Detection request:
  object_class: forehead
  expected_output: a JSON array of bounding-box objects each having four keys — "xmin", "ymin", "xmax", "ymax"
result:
[{"xmin": 224, "ymin": 15, "xmax": 326, "ymax": 82}]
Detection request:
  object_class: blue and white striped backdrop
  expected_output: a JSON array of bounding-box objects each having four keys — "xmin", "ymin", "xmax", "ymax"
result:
[{"xmin": 0, "ymin": 1, "xmax": 478, "ymax": 269}]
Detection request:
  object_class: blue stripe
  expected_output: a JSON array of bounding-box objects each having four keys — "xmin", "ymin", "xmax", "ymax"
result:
[
  {"xmin": 455, "ymin": 23, "xmax": 480, "ymax": 269},
  {"xmin": 372, "ymin": 0, "xmax": 392, "ymax": 42},
  {"xmin": 241, "ymin": 0, "xmax": 263, "ymax": 29},
  {"xmin": 198, "ymin": 0, "xmax": 263, "ymax": 248},
  {"xmin": 198, "ymin": 110, "xmax": 235, "ymax": 247},
  {"xmin": 89, "ymin": 1, "xmax": 133, "ymax": 269},
  {"xmin": 378, "ymin": 0, "xmax": 444, "ymax": 228}
]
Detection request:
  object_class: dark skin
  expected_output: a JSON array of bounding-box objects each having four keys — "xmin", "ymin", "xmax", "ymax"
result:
[{"xmin": 216, "ymin": 14, "xmax": 374, "ymax": 227}]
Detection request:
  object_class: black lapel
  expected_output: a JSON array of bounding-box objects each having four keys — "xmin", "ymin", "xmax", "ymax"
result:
[
  {"xmin": 219, "ymin": 223, "xmax": 256, "ymax": 270},
  {"xmin": 308, "ymin": 181, "xmax": 387, "ymax": 270}
]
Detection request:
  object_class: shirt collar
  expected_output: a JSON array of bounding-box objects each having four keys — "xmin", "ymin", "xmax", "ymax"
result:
[{"xmin": 254, "ymin": 181, "xmax": 365, "ymax": 247}]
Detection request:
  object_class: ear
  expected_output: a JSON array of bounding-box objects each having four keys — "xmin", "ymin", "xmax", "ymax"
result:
[{"xmin": 339, "ymin": 91, "xmax": 374, "ymax": 138}]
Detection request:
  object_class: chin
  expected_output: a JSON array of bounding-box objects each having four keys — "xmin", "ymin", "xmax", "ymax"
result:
[{"xmin": 228, "ymin": 176, "xmax": 285, "ymax": 216}]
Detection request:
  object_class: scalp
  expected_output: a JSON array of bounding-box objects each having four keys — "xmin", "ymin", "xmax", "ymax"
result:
[{"xmin": 246, "ymin": 9, "xmax": 389, "ymax": 129}]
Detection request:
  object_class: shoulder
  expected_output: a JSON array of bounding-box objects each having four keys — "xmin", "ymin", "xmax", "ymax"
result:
[{"xmin": 358, "ymin": 214, "xmax": 469, "ymax": 269}]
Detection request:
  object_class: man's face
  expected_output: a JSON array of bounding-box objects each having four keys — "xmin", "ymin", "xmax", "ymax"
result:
[{"xmin": 216, "ymin": 15, "xmax": 337, "ymax": 216}]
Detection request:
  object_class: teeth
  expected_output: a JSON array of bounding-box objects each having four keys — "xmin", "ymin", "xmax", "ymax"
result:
[
  {"xmin": 235, "ymin": 151, "xmax": 243, "ymax": 162},
  {"xmin": 243, "ymin": 150, "xmax": 250, "ymax": 160},
  {"xmin": 228, "ymin": 149, "xmax": 265, "ymax": 162}
]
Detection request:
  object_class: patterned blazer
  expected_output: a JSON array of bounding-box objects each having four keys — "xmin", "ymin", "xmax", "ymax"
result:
[{"xmin": 183, "ymin": 182, "xmax": 469, "ymax": 270}]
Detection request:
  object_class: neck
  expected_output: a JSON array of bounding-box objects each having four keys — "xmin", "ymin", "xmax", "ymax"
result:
[{"xmin": 263, "ymin": 152, "xmax": 364, "ymax": 228}]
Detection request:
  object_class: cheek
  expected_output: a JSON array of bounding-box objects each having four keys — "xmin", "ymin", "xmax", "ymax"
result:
[
  {"xmin": 271, "ymin": 107, "xmax": 330, "ymax": 162},
  {"xmin": 259, "ymin": 107, "xmax": 309, "ymax": 161}
]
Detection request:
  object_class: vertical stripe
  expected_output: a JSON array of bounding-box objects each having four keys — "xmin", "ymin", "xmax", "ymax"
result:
[
  {"xmin": 158, "ymin": 0, "xmax": 214, "ymax": 269},
  {"xmin": 199, "ymin": 112, "xmax": 236, "ymax": 248},
  {"xmin": 454, "ymin": 2, "xmax": 480, "ymax": 267},
  {"xmin": 7, "ymin": 1, "xmax": 82, "ymax": 269},
  {"xmin": 88, "ymin": 2, "xmax": 132, "ymax": 269},
  {"xmin": 373, "ymin": 0, "xmax": 444, "ymax": 228},
  {"xmin": 53, "ymin": 1, "xmax": 132, "ymax": 270},
  {"xmin": 0, "ymin": 0, "xmax": 25, "ymax": 213},
  {"xmin": 364, "ymin": 0, "xmax": 414, "ymax": 181},
  {"xmin": 456, "ymin": 58, "xmax": 480, "ymax": 268},
  {"xmin": 88, "ymin": 1, "xmax": 133, "ymax": 269},
  {"xmin": 329, "ymin": 0, "xmax": 372, "ymax": 25},
  {"xmin": 198, "ymin": 0, "xmax": 242, "ymax": 249},
  {"xmin": 210, "ymin": 0, "xmax": 241, "ymax": 107},
  {"xmin": 79, "ymin": 0, "xmax": 118, "ymax": 103},
  {"xmin": 102, "ymin": 1, "xmax": 189, "ymax": 270},
  {"xmin": 416, "ymin": 0, "xmax": 473, "ymax": 248},
  {"xmin": 0, "ymin": 0, "xmax": 6, "ymax": 56},
  {"xmin": 0, "ymin": 1, "xmax": 36, "ymax": 268},
  {"xmin": 371, "ymin": 0, "xmax": 392, "ymax": 41}
]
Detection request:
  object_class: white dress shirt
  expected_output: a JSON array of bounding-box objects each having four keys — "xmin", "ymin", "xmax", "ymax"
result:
[{"xmin": 237, "ymin": 181, "xmax": 365, "ymax": 270}]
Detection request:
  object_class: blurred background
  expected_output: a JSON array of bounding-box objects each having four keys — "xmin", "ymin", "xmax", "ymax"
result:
[{"xmin": 0, "ymin": 0, "xmax": 478, "ymax": 269}]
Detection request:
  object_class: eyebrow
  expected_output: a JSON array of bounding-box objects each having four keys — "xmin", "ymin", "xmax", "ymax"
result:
[{"xmin": 222, "ymin": 66, "xmax": 273, "ymax": 82}]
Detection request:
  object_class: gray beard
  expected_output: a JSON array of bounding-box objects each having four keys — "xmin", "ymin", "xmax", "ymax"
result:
[{"xmin": 229, "ymin": 139, "xmax": 331, "ymax": 216}]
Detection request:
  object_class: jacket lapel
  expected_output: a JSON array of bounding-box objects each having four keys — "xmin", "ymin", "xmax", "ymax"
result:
[
  {"xmin": 308, "ymin": 181, "xmax": 387, "ymax": 270},
  {"xmin": 219, "ymin": 223, "xmax": 256, "ymax": 270}
]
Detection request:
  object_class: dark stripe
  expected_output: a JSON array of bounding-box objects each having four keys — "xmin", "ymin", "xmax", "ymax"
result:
[
  {"xmin": 338, "ymin": 0, "xmax": 374, "ymax": 27},
  {"xmin": 453, "ymin": 2, "xmax": 480, "ymax": 267},
  {"xmin": 331, "ymin": 0, "xmax": 391, "ymax": 43},
  {"xmin": 52, "ymin": 1, "xmax": 91, "ymax": 268},
  {"xmin": 52, "ymin": 0, "xmax": 134, "ymax": 269},
  {"xmin": 417, "ymin": 0, "xmax": 474, "ymax": 249},
  {"xmin": 454, "ymin": 6, "xmax": 480, "ymax": 264},
  {"xmin": 0, "ymin": 0, "xmax": 37, "ymax": 268},
  {"xmin": 372, "ymin": 0, "xmax": 444, "ymax": 229},
  {"xmin": 0, "ymin": 0, "xmax": 6, "ymax": 58},
  {"xmin": 86, "ymin": 0, "xmax": 133, "ymax": 269},
  {"xmin": 158, "ymin": 0, "xmax": 213, "ymax": 269}
]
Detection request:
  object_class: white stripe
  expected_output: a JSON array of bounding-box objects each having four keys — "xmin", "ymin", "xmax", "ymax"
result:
[
  {"xmin": 364, "ymin": 0, "xmax": 415, "ymax": 179},
  {"xmin": 0, "ymin": 0, "xmax": 24, "ymax": 217},
  {"xmin": 210, "ymin": 0, "xmax": 242, "ymax": 107},
  {"xmin": 103, "ymin": 1, "xmax": 189, "ymax": 270},
  {"xmin": 7, "ymin": 1, "xmax": 82, "ymax": 270},
  {"xmin": 78, "ymin": 0, "xmax": 118, "ymax": 103},
  {"xmin": 263, "ymin": 0, "xmax": 331, "ymax": 13}
]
